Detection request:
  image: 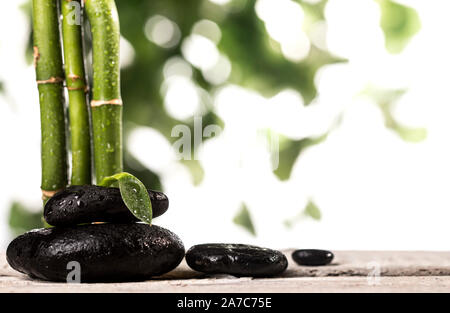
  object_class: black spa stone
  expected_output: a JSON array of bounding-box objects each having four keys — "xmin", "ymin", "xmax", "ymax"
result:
[
  {"xmin": 6, "ymin": 223, "xmax": 185, "ymax": 282},
  {"xmin": 44, "ymin": 185, "xmax": 168, "ymax": 226},
  {"xmin": 292, "ymin": 249, "xmax": 334, "ymax": 266},
  {"xmin": 185, "ymin": 244, "xmax": 288, "ymax": 277}
]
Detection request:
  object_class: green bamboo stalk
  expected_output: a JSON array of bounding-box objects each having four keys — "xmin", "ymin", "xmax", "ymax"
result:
[
  {"xmin": 85, "ymin": 0, "xmax": 123, "ymax": 184},
  {"xmin": 33, "ymin": 0, "xmax": 68, "ymax": 202},
  {"xmin": 61, "ymin": 0, "xmax": 91, "ymax": 185}
]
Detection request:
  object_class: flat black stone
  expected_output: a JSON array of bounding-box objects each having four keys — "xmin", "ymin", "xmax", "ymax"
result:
[
  {"xmin": 185, "ymin": 243, "xmax": 288, "ymax": 277},
  {"xmin": 292, "ymin": 249, "xmax": 334, "ymax": 266},
  {"xmin": 6, "ymin": 223, "xmax": 185, "ymax": 282},
  {"xmin": 44, "ymin": 185, "xmax": 168, "ymax": 226}
]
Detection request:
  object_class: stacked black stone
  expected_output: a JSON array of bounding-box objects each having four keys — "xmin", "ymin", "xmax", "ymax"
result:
[{"xmin": 6, "ymin": 185, "xmax": 185, "ymax": 282}]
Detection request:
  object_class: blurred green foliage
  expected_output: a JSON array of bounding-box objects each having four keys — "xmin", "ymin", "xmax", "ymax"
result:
[
  {"xmin": 274, "ymin": 133, "xmax": 328, "ymax": 181},
  {"xmin": 8, "ymin": 202, "xmax": 42, "ymax": 236},
  {"xmin": 217, "ymin": 0, "xmax": 343, "ymax": 104},
  {"xmin": 377, "ymin": 0, "xmax": 421, "ymax": 54},
  {"xmin": 233, "ymin": 203, "xmax": 256, "ymax": 236},
  {"xmin": 284, "ymin": 200, "xmax": 321, "ymax": 228},
  {"xmin": 304, "ymin": 200, "xmax": 322, "ymax": 220},
  {"xmin": 8, "ymin": 0, "xmax": 423, "ymax": 235},
  {"xmin": 366, "ymin": 86, "xmax": 427, "ymax": 142},
  {"xmin": 124, "ymin": 151, "xmax": 162, "ymax": 191}
]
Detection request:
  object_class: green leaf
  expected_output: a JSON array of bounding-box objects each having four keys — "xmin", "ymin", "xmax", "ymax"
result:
[
  {"xmin": 378, "ymin": 0, "xmax": 421, "ymax": 54},
  {"xmin": 99, "ymin": 172, "xmax": 153, "ymax": 225},
  {"xmin": 233, "ymin": 204, "xmax": 256, "ymax": 236}
]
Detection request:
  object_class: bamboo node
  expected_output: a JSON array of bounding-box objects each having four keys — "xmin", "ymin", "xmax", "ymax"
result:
[
  {"xmin": 90, "ymin": 99, "xmax": 123, "ymax": 107},
  {"xmin": 41, "ymin": 188, "xmax": 64, "ymax": 200},
  {"xmin": 67, "ymin": 85, "xmax": 88, "ymax": 91},
  {"xmin": 67, "ymin": 73, "xmax": 81, "ymax": 81},
  {"xmin": 37, "ymin": 77, "xmax": 64, "ymax": 85},
  {"xmin": 33, "ymin": 46, "xmax": 40, "ymax": 68}
]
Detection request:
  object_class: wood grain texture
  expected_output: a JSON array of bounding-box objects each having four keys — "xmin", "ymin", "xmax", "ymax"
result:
[{"xmin": 1, "ymin": 251, "xmax": 450, "ymax": 292}]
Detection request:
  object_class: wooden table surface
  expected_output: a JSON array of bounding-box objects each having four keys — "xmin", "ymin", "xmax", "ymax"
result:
[{"xmin": 1, "ymin": 251, "xmax": 450, "ymax": 292}]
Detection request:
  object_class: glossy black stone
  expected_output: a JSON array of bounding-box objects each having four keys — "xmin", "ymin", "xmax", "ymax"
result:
[
  {"xmin": 6, "ymin": 223, "xmax": 185, "ymax": 282},
  {"xmin": 185, "ymin": 243, "xmax": 288, "ymax": 277},
  {"xmin": 292, "ymin": 249, "xmax": 334, "ymax": 266},
  {"xmin": 44, "ymin": 185, "xmax": 168, "ymax": 226}
]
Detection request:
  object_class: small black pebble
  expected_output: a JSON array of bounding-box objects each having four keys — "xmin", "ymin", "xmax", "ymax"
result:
[
  {"xmin": 6, "ymin": 223, "xmax": 185, "ymax": 282},
  {"xmin": 292, "ymin": 249, "xmax": 334, "ymax": 266},
  {"xmin": 186, "ymin": 243, "xmax": 288, "ymax": 277},
  {"xmin": 44, "ymin": 185, "xmax": 169, "ymax": 226}
]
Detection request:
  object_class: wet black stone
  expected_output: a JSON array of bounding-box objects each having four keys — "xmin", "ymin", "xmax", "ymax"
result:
[
  {"xmin": 44, "ymin": 185, "xmax": 169, "ymax": 226},
  {"xmin": 185, "ymin": 244, "xmax": 288, "ymax": 277},
  {"xmin": 292, "ymin": 249, "xmax": 334, "ymax": 266},
  {"xmin": 6, "ymin": 223, "xmax": 184, "ymax": 282}
]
